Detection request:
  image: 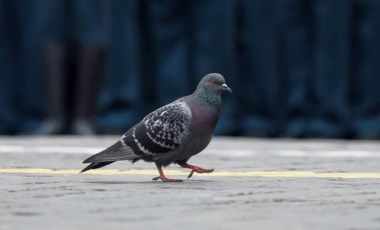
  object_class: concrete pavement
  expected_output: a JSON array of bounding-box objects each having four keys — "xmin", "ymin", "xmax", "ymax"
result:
[{"xmin": 1, "ymin": 136, "xmax": 380, "ymax": 230}]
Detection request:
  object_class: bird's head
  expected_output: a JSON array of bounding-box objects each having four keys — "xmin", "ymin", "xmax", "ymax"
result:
[{"xmin": 196, "ymin": 73, "xmax": 232, "ymax": 95}]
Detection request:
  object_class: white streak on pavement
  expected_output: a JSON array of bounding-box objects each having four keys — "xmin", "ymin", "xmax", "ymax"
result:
[{"xmin": 0, "ymin": 145, "xmax": 379, "ymax": 158}]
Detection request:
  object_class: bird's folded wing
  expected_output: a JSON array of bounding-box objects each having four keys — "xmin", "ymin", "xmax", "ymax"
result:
[{"xmin": 121, "ymin": 100, "xmax": 192, "ymax": 156}]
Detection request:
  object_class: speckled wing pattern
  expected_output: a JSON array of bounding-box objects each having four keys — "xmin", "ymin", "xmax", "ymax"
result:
[{"xmin": 121, "ymin": 100, "xmax": 192, "ymax": 156}]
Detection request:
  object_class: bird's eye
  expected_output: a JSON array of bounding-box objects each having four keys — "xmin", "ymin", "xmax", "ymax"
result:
[{"xmin": 211, "ymin": 79, "xmax": 217, "ymax": 84}]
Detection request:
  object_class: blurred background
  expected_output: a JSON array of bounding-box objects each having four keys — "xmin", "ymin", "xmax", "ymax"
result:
[{"xmin": 1, "ymin": 0, "xmax": 380, "ymax": 138}]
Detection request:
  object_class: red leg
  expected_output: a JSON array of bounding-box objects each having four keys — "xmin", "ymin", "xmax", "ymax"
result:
[
  {"xmin": 152, "ymin": 164, "xmax": 183, "ymax": 182},
  {"xmin": 179, "ymin": 163, "xmax": 214, "ymax": 178}
]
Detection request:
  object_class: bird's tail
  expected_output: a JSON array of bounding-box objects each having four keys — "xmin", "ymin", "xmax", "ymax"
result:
[
  {"xmin": 80, "ymin": 161, "xmax": 115, "ymax": 173},
  {"xmin": 81, "ymin": 140, "xmax": 140, "ymax": 173}
]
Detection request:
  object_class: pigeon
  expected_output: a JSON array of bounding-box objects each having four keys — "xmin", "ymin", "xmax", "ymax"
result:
[{"xmin": 81, "ymin": 73, "xmax": 232, "ymax": 182}]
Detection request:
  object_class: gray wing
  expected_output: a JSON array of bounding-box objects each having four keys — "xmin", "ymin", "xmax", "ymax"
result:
[
  {"xmin": 83, "ymin": 100, "xmax": 192, "ymax": 164},
  {"xmin": 121, "ymin": 100, "xmax": 192, "ymax": 157}
]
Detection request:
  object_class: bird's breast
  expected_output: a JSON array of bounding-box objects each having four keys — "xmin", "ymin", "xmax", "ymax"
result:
[{"xmin": 188, "ymin": 103, "xmax": 220, "ymax": 149}]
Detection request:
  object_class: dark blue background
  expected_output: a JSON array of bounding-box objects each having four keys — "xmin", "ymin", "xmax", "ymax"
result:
[{"xmin": 1, "ymin": 0, "xmax": 380, "ymax": 138}]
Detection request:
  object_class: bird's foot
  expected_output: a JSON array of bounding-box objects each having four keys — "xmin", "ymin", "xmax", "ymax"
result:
[
  {"xmin": 187, "ymin": 167, "xmax": 214, "ymax": 178},
  {"xmin": 152, "ymin": 176, "xmax": 183, "ymax": 182}
]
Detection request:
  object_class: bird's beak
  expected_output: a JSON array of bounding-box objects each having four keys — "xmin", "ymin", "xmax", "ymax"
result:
[{"xmin": 222, "ymin": 83, "xmax": 232, "ymax": 93}]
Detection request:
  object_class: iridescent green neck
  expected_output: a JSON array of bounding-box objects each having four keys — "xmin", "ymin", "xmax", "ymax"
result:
[{"xmin": 194, "ymin": 87, "xmax": 221, "ymax": 107}]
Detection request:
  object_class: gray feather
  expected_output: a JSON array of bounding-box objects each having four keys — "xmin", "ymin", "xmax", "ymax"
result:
[{"xmin": 82, "ymin": 141, "xmax": 139, "ymax": 163}]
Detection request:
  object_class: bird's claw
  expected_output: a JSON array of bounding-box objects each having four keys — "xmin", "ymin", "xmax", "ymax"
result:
[
  {"xmin": 152, "ymin": 176, "xmax": 183, "ymax": 182},
  {"xmin": 187, "ymin": 168, "xmax": 214, "ymax": 178}
]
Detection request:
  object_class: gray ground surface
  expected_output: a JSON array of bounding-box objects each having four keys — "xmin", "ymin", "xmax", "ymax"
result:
[{"xmin": 1, "ymin": 136, "xmax": 380, "ymax": 230}]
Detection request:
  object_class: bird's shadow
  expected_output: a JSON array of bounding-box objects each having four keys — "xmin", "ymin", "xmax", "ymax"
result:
[{"xmin": 84, "ymin": 179, "xmax": 216, "ymax": 185}]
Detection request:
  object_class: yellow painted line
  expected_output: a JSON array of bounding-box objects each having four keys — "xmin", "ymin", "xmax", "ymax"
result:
[{"xmin": 0, "ymin": 168, "xmax": 380, "ymax": 179}]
